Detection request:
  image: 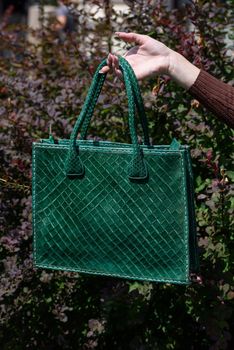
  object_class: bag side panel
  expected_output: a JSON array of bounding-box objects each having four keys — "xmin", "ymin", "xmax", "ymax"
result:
[{"xmin": 185, "ymin": 149, "xmax": 200, "ymax": 272}]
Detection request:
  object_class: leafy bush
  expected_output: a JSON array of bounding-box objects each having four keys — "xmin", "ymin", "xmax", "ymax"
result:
[{"xmin": 0, "ymin": 0, "xmax": 233, "ymax": 349}]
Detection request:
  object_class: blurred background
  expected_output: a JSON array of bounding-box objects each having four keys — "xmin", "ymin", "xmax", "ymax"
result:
[
  {"xmin": 0, "ymin": 1, "xmax": 193, "ymax": 26},
  {"xmin": 0, "ymin": 1, "xmax": 233, "ymax": 349}
]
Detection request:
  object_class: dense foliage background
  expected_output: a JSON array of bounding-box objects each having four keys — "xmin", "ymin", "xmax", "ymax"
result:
[{"xmin": 0, "ymin": 0, "xmax": 233, "ymax": 349}]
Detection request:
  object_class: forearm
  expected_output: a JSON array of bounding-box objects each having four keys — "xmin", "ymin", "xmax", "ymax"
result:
[
  {"xmin": 166, "ymin": 50, "xmax": 234, "ymax": 127},
  {"xmin": 168, "ymin": 50, "xmax": 200, "ymax": 89}
]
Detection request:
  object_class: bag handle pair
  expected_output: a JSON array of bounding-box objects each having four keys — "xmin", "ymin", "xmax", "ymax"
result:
[
  {"xmin": 65, "ymin": 57, "xmax": 149, "ymax": 182},
  {"xmin": 79, "ymin": 57, "xmax": 150, "ymax": 146}
]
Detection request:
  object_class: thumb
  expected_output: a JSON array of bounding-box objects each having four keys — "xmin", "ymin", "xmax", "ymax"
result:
[{"xmin": 115, "ymin": 32, "xmax": 145, "ymax": 45}]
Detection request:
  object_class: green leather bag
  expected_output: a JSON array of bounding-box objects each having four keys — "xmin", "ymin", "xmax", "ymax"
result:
[{"xmin": 32, "ymin": 57, "xmax": 199, "ymax": 284}]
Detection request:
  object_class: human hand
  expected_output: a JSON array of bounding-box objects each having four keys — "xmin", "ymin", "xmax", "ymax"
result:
[
  {"xmin": 99, "ymin": 32, "xmax": 172, "ymax": 80},
  {"xmin": 100, "ymin": 32, "xmax": 200, "ymax": 90}
]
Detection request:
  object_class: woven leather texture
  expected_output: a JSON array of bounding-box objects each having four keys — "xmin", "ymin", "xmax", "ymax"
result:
[{"xmin": 32, "ymin": 58, "xmax": 199, "ymax": 284}]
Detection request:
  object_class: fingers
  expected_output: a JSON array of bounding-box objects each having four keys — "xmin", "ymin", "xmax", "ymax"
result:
[
  {"xmin": 115, "ymin": 32, "xmax": 145, "ymax": 45},
  {"xmin": 99, "ymin": 66, "xmax": 110, "ymax": 74},
  {"xmin": 110, "ymin": 54, "xmax": 122, "ymax": 80},
  {"xmin": 99, "ymin": 53, "xmax": 123, "ymax": 80},
  {"xmin": 99, "ymin": 53, "xmax": 114, "ymax": 74},
  {"xmin": 111, "ymin": 54, "xmax": 123, "ymax": 79},
  {"xmin": 99, "ymin": 32, "xmax": 145, "ymax": 74}
]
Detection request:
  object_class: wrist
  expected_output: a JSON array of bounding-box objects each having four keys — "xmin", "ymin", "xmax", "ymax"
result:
[{"xmin": 168, "ymin": 50, "xmax": 200, "ymax": 89}]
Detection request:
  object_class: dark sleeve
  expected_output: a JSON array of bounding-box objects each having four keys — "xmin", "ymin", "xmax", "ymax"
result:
[{"xmin": 188, "ymin": 70, "xmax": 234, "ymax": 128}]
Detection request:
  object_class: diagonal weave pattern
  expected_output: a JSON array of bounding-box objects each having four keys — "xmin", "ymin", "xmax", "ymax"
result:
[{"xmin": 33, "ymin": 141, "xmax": 197, "ymax": 284}]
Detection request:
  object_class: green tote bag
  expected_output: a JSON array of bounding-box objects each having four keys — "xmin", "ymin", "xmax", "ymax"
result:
[{"xmin": 32, "ymin": 57, "xmax": 199, "ymax": 284}]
